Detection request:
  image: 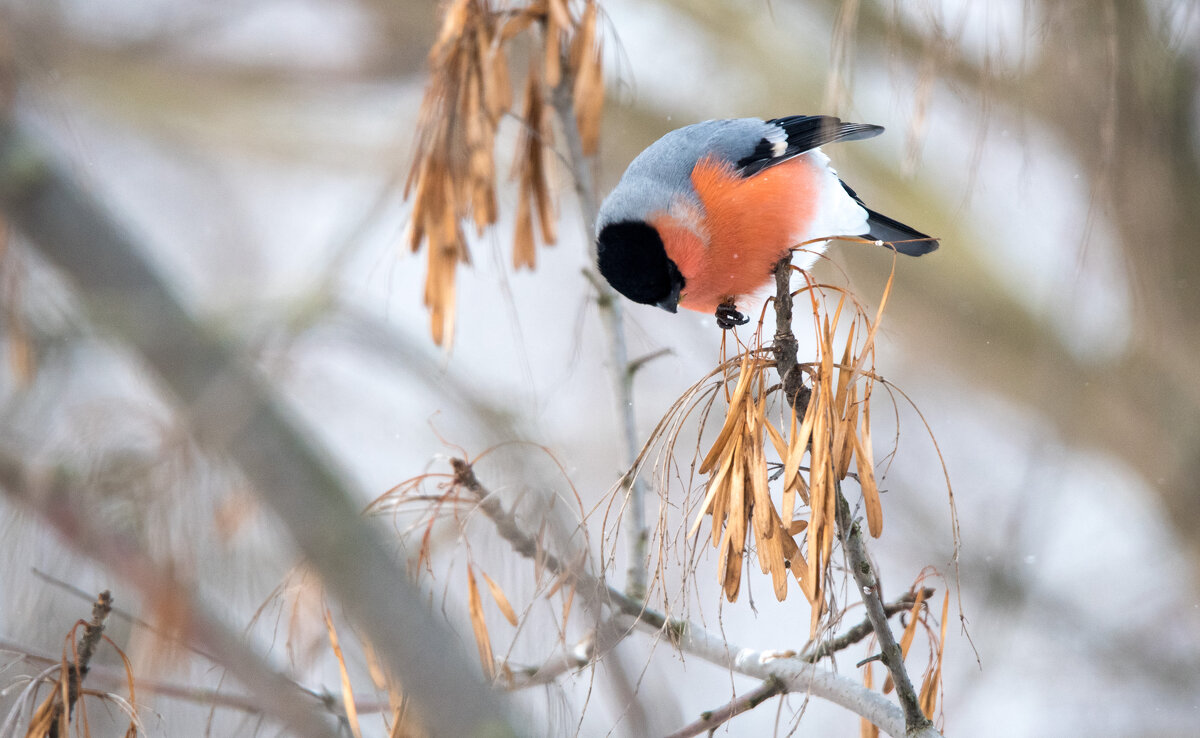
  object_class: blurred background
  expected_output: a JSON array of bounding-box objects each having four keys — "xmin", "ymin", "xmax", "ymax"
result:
[{"xmin": 2, "ymin": 0, "xmax": 1199, "ymax": 736}]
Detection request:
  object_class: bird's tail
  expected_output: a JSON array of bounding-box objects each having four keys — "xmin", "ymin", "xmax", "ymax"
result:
[
  {"xmin": 863, "ymin": 208, "xmax": 939, "ymax": 256},
  {"xmin": 839, "ymin": 179, "xmax": 939, "ymax": 256}
]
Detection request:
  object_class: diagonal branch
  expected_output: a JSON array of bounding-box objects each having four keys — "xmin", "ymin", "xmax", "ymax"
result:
[
  {"xmin": 0, "ymin": 120, "xmax": 516, "ymax": 738},
  {"xmin": 452, "ymin": 457, "xmax": 925, "ymax": 735},
  {"xmin": 770, "ymin": 255, "xmax": 941, "ymax": 737},
  {"xmin": 836, "ymin": 488, "xmax": 936, "ymax": 734},
  {"xmin": 803, "ymin": 588, "xmax": 935, "ymax": 663}
]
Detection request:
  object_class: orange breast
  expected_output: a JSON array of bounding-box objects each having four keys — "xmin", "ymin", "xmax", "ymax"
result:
[{"xmin": 656, "ymin": 155, "xmax": 820, "ymax": 314}]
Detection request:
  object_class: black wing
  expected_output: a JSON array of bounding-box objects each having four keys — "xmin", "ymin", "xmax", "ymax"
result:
[
  {"xmin": 735, "ymin": 115, "xmax": 883, "ymax": 177},
  {"xmin": 840, "ymin": 180, "xmax": 939, "ymax": 256}
]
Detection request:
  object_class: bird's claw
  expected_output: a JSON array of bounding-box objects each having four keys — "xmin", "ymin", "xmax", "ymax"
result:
[{"xmin": 715, "ymin": 301, "xmax": 749, "ymax": 330}]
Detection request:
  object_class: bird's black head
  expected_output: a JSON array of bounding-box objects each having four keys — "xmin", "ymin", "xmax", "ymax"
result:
[{"xmin": 596, "ymin": 220, "xmax": 685, "ymax": 313}]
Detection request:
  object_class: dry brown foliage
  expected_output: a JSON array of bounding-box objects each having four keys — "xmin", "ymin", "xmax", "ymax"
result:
[
  {"xmin": 405, "ymin": 0, "xmax": 606, "ymax": 346},
  {"xmin": 633, "ymin": 268, "xmax": 894, "ymax": 637},
  {"xmin": 862, "ymin": 573, "xmax": 950, "ymax": 733},
  {"xmin": 14, "ymin": 591, "xmax": 141, "ymax": 738},
  {"xmin": 360, "ymin": 448, "xmax": 593, "ymax": 689}
]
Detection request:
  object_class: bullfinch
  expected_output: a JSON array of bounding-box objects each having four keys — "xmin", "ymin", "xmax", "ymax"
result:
[{"xmin": 595, "ymin": 115, "xmax": 938, "ymax": 328}]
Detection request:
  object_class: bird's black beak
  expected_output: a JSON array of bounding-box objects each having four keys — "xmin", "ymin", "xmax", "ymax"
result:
[
  {"xmin": 655, "ymin": 261, "xmax": 684, "ymax": 313},
  {"xmin": 656, "ymin": 282, "xmax": 680, "ymax": 313}
]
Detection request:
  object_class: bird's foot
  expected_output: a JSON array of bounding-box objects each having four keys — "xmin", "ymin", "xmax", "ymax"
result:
[{"xmin": 715, "ymin": 300, "xmax": 749, "ymax": 330}]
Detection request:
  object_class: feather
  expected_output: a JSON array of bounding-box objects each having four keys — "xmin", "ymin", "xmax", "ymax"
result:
[
  {"xmin": 736, "ymin": 116, "xmax": 883, "ymax": 176},
  {"xmin": 839, "ymin": 180, "xmax": 939, "ymax": 256}
]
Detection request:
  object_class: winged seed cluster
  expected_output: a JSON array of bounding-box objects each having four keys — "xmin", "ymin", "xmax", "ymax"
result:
[
  {"xmin": 689, "ymin": 290, "xmax": 884, "ymax": 637},
  {"xmin": 405, "ymin": 0, "xmax": 604, "ymax": 346}
]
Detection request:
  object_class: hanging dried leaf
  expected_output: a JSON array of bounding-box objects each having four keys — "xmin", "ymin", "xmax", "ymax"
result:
[
  {"xmin": 884, "ymin": 587, "xmax": 927, "ymax": 694},
  {"xmin": 860, "ymin": 659, "xmax": 880, "ymax": 738},
  {"xmin": 404, "ymin": 0, "xmax": 597, "ymax": 344},
  {"xmin": 512, "ymin": 61, "xmax": 557, "ymax": 269},
  {"xmin": 324, "ymin": 607, "xmax": 364, "ymax": 738},
  {"xmin": 479, "ymin": 570, "xmax": 519, "ymax": 627},
  {"xmin": 405, "ymin": 0, "xmax": 510, "ymax": 346},
  {"xmin": 465, "ymin": 565, "xmax": 495, "ymax": 679},
  {"xmin": 694, "ymin": 351, "xmax": 813, "ymax": 603},
  {"xmin": 569, "ymin": 0, "xmax": 605, "ymax": 154},
  {"xmin": 920, "ymin": 589, "xmax": 950, "ymax": 719},
  {"xmin": 855, "ymin": 398, "xmax": 883, "ymax": 537}
]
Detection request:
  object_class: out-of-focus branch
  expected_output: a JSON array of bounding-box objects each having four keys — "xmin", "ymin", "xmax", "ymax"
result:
[
  {"xmin": 63, "ymin": 590, "xmax": 112, "ymax": 723},
  {"xmin": 550, "ymin": 78, "xmax": 649, "ymax": 601},
  {"xmin": 0, "ymin": 637, "xmax": 390, "ymax": 718},
  {"xmin": 0, "ymin": 121, "xmax": 516, "ymax": 737},
  {"xmin": 0, "ymin": 453, "xmax": 340, "ymax": 738}
]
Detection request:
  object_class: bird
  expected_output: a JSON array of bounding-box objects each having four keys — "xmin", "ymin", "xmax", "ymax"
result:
[{"xmin": 595, "ymin": 115, "xmax": 938, "ymax": 328}]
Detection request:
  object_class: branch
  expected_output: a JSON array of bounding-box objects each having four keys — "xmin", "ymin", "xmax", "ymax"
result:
[
  {"xmin": 452, "ymin": 458, "xmax": 920, "ymax": 735},
  {"xmin": 836, "ymin": 489, "xmax": 936, "ymax": 734},
  {"xmin": 803, "ymin": 588, "xmax": 936, "ymax": 663},
  {"xmin": 0, "ymin": 120, "xmax": 515, "ymax": 737},
  {"xmin": 0, "ymin": 453, "xmax": 340, "ymax": 738},
  {"xmin": 664, "ymin": 676, "xmax": 785, "ymax": 738},
  {"xmin": 504, "ymin": 629, "xmax": 596, "ymax": 689},
  {"xmin": 452, "ymin": 457, "xmax": 610, "ymax": 608},
  {"xmin": 0, "ymin": 637, "xmax": 390, "ymax": 718},
  {"xmin": 64, "ymin": 590, "xmax": 112, "ymax": 723},
  {"xmin": 550, "ymin": 78, "xmax": 649, "ymax": 600},
  {"xmin": 634, "ymin": 607, "xmax": 908, "ymax": 736},
  {"xmin": 771, "ymin": 258, "xmax": 811, "ymax": 413},
  {"xmin": 769, "ymin": 255, "xmax": 942, "ymax": 738}
]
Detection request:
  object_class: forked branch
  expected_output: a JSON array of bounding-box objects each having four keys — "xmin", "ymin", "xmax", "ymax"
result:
[{"xmin": 770, "ymin": 254, "xmax": 941, "ymax": 737}]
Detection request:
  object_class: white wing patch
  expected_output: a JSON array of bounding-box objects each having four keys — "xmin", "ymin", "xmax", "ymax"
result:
[{"xmin": 764, "ymin": 124, "xmax": 788, "ymax": 158}]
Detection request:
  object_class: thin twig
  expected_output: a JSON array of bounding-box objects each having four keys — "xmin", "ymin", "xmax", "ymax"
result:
[
  {"xmin": 0, "ymin": 122, "xmax": 515, "ymax": 738},
  {"xmin": 803, "ymin": 588, "xmax": 935, "ymax": 663},
  {"xmin": 664, "ymin": 676, "xmax": 786, "ymax": 738},
  {"xmin": 0, "ymin": 637, "xmax": 391, "ymax": 717},
  {"xmin": 769, "ymin": 254, "xmax": 941, "ymax": 738},
  {"xmin": 627, "ymin": 347, "xmax": 673, "ymax": 378},
  {"xmin": 836, "ymin": 487, "xmax": 937, "ymax": 735},
  {"xmin": 64, "ymin": 590, "xmax": 112, "ymax": 724},
  {"xmin": 550, "ymin": 78, "xmax": 649, "ymax": 601},
  {"xmin": 0, "ymin": 452, "xmax": 341, "ymax": 738}
]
